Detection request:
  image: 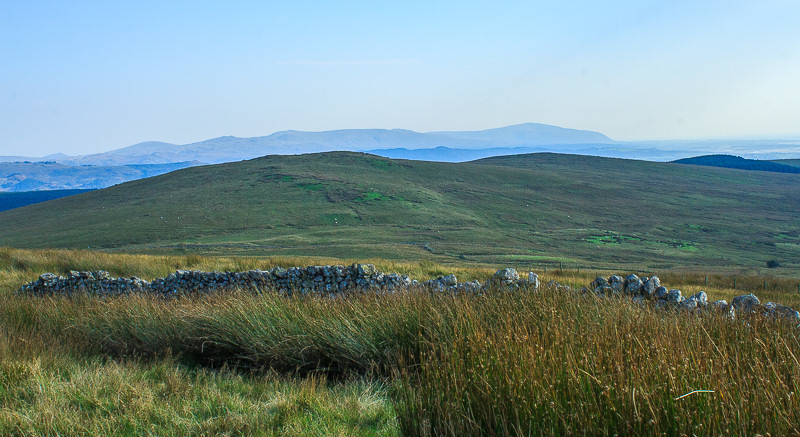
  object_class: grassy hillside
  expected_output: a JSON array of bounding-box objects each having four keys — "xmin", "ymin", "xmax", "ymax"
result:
[
  {"xmin": 673, "ymin": 154, "xmax": 800, "ymax": 173},
  {"xmin": 0, "ymin": 152, "xmax": 798, "ymax": 274},
  {"xmin": 774, "ymin": 158, "xmax": 800, "ymax": 168}
]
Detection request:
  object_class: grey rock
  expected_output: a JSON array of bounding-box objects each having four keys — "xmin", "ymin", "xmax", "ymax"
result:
[
  {"xmin": 493, "ymin": 268, "xmax": 519, "ymax": 282},
  {"xmin": 763, "ymin": 302, "xmax": 800, "ymax": 321},
  {"xmin": 591, "ymin": 276, "xmax": 609, "ymax": 290},
  {"xmin": 624, "ymin": 274, "xmax": 643, "ymax": 295},
  {"xmin": 732, "ymin": 294, "xmax": 760, "ymax": 312},
  {"xmin": 608, "ymin": 275, "xmax": 624, "ymax": 294},
  {"xmin": 665, "ymin": 289, "xmax": 683, "ymax": 304},
  {"xmin": 527, "ymin": 272, "xmax": 539, "ymax": 289},
  {"xmin": 642, "ymin": 276, "xmax": 660, "ymax": 298},
  {"xmin": 654, "ymin": 286, "xmax": 669, "ymax": 300},
  {"xmin": 686, "ymin": 291, "xmax": 708, "ymax": 306},
  {"xmin": 442, "ymin": 274, "xmax": 457, "ymax": 287}
]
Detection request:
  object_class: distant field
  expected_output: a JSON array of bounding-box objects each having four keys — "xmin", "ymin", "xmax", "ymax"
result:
[
  {"xmin": 0, "ymin": 152, "xmax": 798, "ymax": 275},
  {"xmin": 0, "ymin": 189, "xmax": 93, "ymax": 212}
]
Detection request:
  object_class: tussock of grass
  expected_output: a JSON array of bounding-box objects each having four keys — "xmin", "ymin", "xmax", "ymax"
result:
[{"xmin": 0, "ymin": 332, "xmax": 397, "ymax": 436}]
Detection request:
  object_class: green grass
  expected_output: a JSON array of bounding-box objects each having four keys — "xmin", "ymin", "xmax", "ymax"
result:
[
  {"xmin": 356, "ymin": 191, "xmax": 392, "ymax": 202},
  {"xmin": 0, "ymin": 152, "xmax": 799, "ymax": 275},
  {"xmin": 1, "ymin": 249, "xmax": 800, "ymax": 434},
  {"xmin": 0, "ymin": 343, "xmax": 396, "ymax": 435}
]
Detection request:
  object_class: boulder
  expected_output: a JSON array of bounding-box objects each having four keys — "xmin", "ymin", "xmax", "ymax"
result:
[
  {"xmin": 664, "ymin": 289, "xmax": 683, "ymax": 304},
  {"xmin": 642, "ymin": 276, "xmax": 660, "ymax": 298},
  {"xmin": 763, "ymin": 302, "xmax": 800, "ymax": 321},
  {"xmin": 624, "ymin": 274, "xmax": 643, "ymax": 295},
  {"xmin": 731, "ymin": 294, "xmax": 760, "ymax": 312},
  {"xmin": 608, "ymin": 275, "xmax": 624, "ymax": 294},
  {"xmin": 685, "ymin": 291, "xmax": 708, "ymax": 306},
  {"xmin": 493, "ymin": 268, "xmax": 519, "ymax": 283},
  {"xmin": 442, "ymin": 274, "xmax": 457, "ymax": 287},
  {"xmin": 591, "ymin": 276, "xmax": 609, "ymax": 290},
  {"xmin": 527, "ymin": 272, "xmax": 540, "ymax": 289}
]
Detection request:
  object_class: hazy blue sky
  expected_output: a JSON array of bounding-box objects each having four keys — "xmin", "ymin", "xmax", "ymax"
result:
[{"xmin": 2, "ymin": 1, "xmax": 800, "ymax": 156}]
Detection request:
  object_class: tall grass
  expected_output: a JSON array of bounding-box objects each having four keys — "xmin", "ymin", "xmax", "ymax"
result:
[
  {"xmin": 395, "ymin": 291, "xmax": 800, "ymax": 435},
  {"xmin": 0, "ymin": 342, "xmax": 397, "ymax": 436},
  {"xmin": 2, "ymin": 248, "xmax": 800, "ymax": 435},
  {"xmin": 3, "ymin": 286, "xmax": 799, "ymax": 435}
]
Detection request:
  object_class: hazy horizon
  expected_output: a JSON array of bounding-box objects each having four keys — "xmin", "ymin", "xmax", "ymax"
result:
[{"xmin": 3, "ymin": 1, "xmax": 800, "ymax": 156}]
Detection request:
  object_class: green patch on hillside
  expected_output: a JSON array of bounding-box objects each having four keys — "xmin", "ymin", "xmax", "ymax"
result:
[
  {"xmin": 585, "ymin": 234, "xmax": 641, "ymax": 246},
  {"xmin": 369, "ymin": 158, "xmax": 396, "ymax": 170},
  {"xmin": 356, "ymin": 192, "xmax": 392, "ymax": 202},
  {"xmin": 263, "ymin": 174, "xmax": 294, "ymax": 182}
]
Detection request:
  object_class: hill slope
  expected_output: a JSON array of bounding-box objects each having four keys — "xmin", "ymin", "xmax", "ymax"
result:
[
  {"xmin": 0, "ymin": 152, "xmax": 798, "ymax": 272},
  {"xmin": 673, "ymin": 154, "xmax": 800, "ymax": 174}
]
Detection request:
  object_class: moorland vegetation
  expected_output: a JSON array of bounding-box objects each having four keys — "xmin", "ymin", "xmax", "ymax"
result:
[
  {"xmin": 1, "ymin": 248, "xmax": 799, "ymax": 435},
  {"xmin": 0, "ymin": 153, "xmax": 798, "ymax": 276}
]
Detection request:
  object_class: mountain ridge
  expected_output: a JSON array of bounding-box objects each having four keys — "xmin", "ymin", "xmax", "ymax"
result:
[{"xmin": 5, "ymin": 123, "xmax": 617, "ymax": 166}]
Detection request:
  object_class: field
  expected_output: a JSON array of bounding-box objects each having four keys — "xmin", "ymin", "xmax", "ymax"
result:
[
  {"xmin": 0, "ymin": 152, "xmax": 799, "ymax": 275},
  {"xmin": 1, "ymin": 248, "xmax": 799, "ymax": 435}
]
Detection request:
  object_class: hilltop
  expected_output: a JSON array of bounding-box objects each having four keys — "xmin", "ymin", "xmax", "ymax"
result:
[
  {"xmin": 0, "ymin": 152, "xmax": 798, "ymax": 273},
  {"xmin": 673, "ymin": 154, "xmax": 800, "ymax": 174}
]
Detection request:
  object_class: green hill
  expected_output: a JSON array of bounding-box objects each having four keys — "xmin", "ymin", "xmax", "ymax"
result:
[
  {"xmin": 773, "ymin": 159, "xmax": 800, "ymax": 168},
  {"xmin": 673, "ymin": 154, "xmax": 800, "ymax": 174},
  {"xmin": 0, "ymin": 152, "xmax": 798, "ymax": 273}
]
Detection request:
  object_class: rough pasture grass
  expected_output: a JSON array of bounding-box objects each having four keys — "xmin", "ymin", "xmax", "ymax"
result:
[
  {"xmin": 395, "ymin": 290, "xmax": 800, "ymax": 436},
  {"xmin": 0, "ymin": 333, "xmax": 396, "ymax": 436},
  {"xmin": 2, "ymin": 249, "xmax": 800, "ymax": 435}
]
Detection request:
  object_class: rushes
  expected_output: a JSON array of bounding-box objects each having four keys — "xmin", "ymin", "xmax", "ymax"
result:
[{"xmin": 396, "ymin": 293, "xmax": 800, "ymax": 436}]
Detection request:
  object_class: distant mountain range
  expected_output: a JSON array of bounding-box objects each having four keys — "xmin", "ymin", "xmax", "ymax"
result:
[
  {"xmin": 11, "ymin": 123, "xmax": 616, "ymax": 166},
  {"xmin": 0, "ymin": 162, "xmax": 199, "ymax": 192},
  {"xmin": 2, "ymin": 123, "xmax": 800, "ymax": 191}
]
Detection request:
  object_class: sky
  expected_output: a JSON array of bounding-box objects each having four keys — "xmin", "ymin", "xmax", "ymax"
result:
[{"xmin": 2, "ymin": 1, "xmax": 800, "ymax": 156}]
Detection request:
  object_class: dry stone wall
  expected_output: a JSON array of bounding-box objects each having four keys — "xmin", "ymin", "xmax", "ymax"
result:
[
  {"xmin": 17, "ymin": 266, "xmax": 799, "ymax": 324},
  {"xmin": 586, "ymin": 273, "xmax": 800, "ymax": 322},
  {"xmin": 18, "ymin": 264, "xmax": 539, "ymax": 298}
]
